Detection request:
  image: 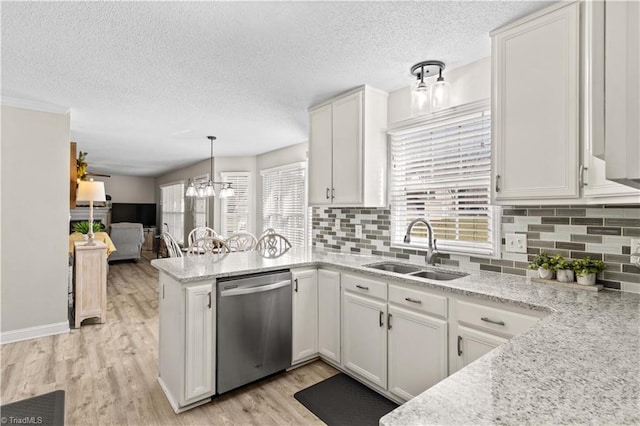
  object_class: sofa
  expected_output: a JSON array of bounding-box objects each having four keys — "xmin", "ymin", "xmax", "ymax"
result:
[{"xmin": 108, "ymin": 222, "xmax": 144, "ymax": 262}]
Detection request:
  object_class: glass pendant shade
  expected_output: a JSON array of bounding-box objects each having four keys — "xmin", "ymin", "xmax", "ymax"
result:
[
  {"xmin": 196, "ymin": 186, "xmax": 205, "ymax": 198},
  {"xmin": 225, "ymin": 185, "xmax": 235, "ymax": 197},
  {"xmin": 186, "ymin": 183, "xmax": 197, "ymax": 197},
  {"xmin": 204, "ymin": 182, "xmax": 216, "ymax": 197},
  {"xmin": 430, "ymin": 78, "xmax": 450, "ymax": 112},
  {"xmin": 411, "ymin": 80, "xmax": 430, "ymax": 116}
]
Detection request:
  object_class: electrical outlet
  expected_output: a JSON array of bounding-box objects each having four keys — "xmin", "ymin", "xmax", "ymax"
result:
[
  {"xmin": 505, "ymin": 233, "xmax": 527, "ymax": 253},
  {"xmin": 335, "ymin": 218, "xmax": 340, "ymax": 229},
  {"xmin": 631, "ymin": 238, "xmax": 640, "ymax": 267},
  {"xmin": 355, "ymin": 224, "xmax": 363, "ymax": 239}
]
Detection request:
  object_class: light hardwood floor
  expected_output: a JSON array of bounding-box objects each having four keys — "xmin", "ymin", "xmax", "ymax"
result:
[{"xmin": 1, "ymin": 253, "xmax": 338, "ymax": 425}]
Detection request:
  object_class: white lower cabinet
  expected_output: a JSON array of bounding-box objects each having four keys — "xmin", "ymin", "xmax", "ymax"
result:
[
  {"xmin": 318, "ymin": 269, "xmax": 341, "ymax": 364},
  {"xmin": 292, "ymin": 268, "xmax": 319, "ymax": 364},
  {"xmin": 185, "ymin": 284, "xmax": 215, "ymax": 400},
  {"xmin": 387, "ymin": 305, "xmax": 448, "ymax": 401},
  {"xmin": 342, "ymin": 290, "xmax": 388, "ymax": 389},
  {"xmin": 457, "ymin": 325, "xmax": 507, "ymax": 368},
  {"xmin": 158, "ymin": 273, "xmax": 215, "ymax": 413},
  {"xmin": 450, "ymin": 297, "xmax": 543, "ymax": 373}
]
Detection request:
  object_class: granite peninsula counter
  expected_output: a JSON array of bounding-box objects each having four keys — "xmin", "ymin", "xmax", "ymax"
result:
[{"xmin": 151, "ymin": 247, "xmax": 640, "ymax": 424}]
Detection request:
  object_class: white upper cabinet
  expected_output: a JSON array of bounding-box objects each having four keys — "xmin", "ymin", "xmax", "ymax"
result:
[
  {"xmin": 603, "ymin": 0, "xmax": 640, "ymax": 190},
  {"xmin": 582, "ymin": 0, "xmax": 640, "ymax": 202},
  {"xmin": 308, "ymin": 85, "xmax": 388, "ymax": 207},
  {"xmin": 491, "ymin": 2, "xmax": 580, "ymax": 203}
]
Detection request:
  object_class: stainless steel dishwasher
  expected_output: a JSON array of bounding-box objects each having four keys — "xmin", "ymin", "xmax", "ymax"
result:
[{"xmin": 216, "ymin": 269, "xmax": 292, "ymax": 394}]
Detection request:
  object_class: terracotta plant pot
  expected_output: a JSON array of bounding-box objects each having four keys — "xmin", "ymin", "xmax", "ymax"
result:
[
  {"xmin": 556, "ymin": 269, "xmax": 575, "ymax": 283},
  {"xmin": 538, "ymin": 267, "xmax": 554, "ymax": 280},
  {"xmin": 576, "ymin": 273, "xmax": 596, "ymax": 286}
]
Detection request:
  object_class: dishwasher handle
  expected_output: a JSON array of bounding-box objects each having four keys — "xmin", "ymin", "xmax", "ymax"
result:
[{"xmin": 220, "ymin": 280, "xmax": 291, "ymax": 297}]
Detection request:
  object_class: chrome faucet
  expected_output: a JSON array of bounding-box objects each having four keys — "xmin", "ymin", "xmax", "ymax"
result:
[{"xmin": 403, "ymin": 218, "xmax": 439, "ymax": 265}]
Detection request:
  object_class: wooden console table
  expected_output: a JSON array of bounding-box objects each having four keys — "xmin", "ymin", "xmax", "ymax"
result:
[{"xmin": 74, "ymin": 241, "xmax": 107, "ymax": 328}]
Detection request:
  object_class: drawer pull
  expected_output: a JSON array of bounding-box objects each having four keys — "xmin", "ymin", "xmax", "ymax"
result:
[
  {"xmin": 481, "ymin": 317, "xmax": 505, "ymax": 326},
  {"xmin": 404, "ymin": 297, "xmax": 422, "ymax": 305},
  {"xmin": 356, "ymin": 285, "xmax": 369, "ymax": 291}
]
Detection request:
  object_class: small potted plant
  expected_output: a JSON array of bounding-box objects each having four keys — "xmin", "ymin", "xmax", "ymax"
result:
[
  {"xmin": 572, "ymin": 257, "xmax": 606, "ymax": 286},
  {"xmin": 73, "ymin": 221, "xmax": 103, "ymax": 238},
  {"xmin": 529, "ymin": 251, "xmax": 556, "ymax": 279},
  {"xmin": 554, "ymin": 256, "xmax": 574, "ymax": 283}
]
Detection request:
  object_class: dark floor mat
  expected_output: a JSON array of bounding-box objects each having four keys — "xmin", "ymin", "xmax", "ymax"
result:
[
  {"xmin": 1, "ymin": 390, "xmax": 65, "ymax": 426},
  {"xmin": 294, "ymin": 373, "xmax": 398, "ymax": 426}
]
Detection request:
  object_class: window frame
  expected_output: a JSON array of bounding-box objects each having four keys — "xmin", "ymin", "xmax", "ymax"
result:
[
  {"xmin": 191, "ymin": 174, "xmax": 209, "ymax": 229},
  {"xmin": 387, "ymin": 99, "xmax": 500, "ymax": 256}
]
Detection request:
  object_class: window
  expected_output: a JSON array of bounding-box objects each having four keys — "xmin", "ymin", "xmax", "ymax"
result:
[
  {"xmin": 220, "ymin": 172, "xmax": 252, "ymax": 236},
  {"xmin": 389, "ymin": 101, "xmax": 499, "ymax": 255},
  {"xmin": 262, "ymin": 162, "xmax": 308, "ymax": 247},
  {"xmin": 161, "ymin": 182, "xmax": 185, "ymax": 245},
  {"xmin": 192, "ymin": 175, "xmax": 208, "ymax": 229}
]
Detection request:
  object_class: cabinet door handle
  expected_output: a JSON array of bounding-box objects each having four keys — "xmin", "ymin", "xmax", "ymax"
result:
[
  {"xmin": 495, "ymin": 174, "xmax": 501, "ymax": 193},
  {"xmin": 294, "ymin": 278, "xmax": 298, "ymax": 293},
  {"xmin": 207, "ymin": 291, "xmax": 212, "ymax": 309},
  {"xmin": 331, "ymin": 188, "xmax": 335, "ymax": 199},
  {"xmin": 405, "ymin": 297, "xmax": 422, "ymax": 305},
  {"xmin": 387, "ymin": 313, "xmax": 392, "ymax": 330},
  {"xmin": 579, "ymin": 164, "xmax": 588, "ymax": 187},
  {"xmin": 326, "ymin": 188, "xmax": 330, "ymax": 199},
  {"xmin": 356, "ymin": 285, "xmax": 369, "ymax": 291},
  {"xmin": 481, "ymin": 317, "xmax": 505, "ymax": 326},
  {"xmin": 162, "ymin": 284, "xmax": 165, "ymax": 299},
  {"xmin": 379, "ymin": 311, "xmax": 384, "ymax": 327},
  {"xmin": 457, "ymin": 335, "xmax": 463, "ymax": 356}
]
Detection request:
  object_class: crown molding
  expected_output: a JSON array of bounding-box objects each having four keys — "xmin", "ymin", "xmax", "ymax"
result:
[{"xmin": 1, "ymin": 96, "xmax": 70, "ymax": 114}]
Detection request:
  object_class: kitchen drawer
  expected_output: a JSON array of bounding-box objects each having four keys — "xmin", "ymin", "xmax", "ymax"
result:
[
  {"xmin": 342, "ymin": 273, "xmax": 387, "ymax": 301},
  {"xmin": 389, "ymin": 283, "xmax": 447, "ymax": 319},
  {"xmin": 456, "ymin": 300, "xmax": 538, "ymax": 337}
]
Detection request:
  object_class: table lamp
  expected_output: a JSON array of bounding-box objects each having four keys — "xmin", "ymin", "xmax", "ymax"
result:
[{"xmin": 76, "ymin": 179, "xmax": 106, "ymax": 245}]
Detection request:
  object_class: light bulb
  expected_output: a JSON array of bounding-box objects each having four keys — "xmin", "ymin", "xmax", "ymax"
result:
[{"xmin": 196, "ymin": 186, "xmax": 205, "ymax": 198}]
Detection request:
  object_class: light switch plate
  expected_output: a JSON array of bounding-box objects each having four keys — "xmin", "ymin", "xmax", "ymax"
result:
[
  {"xmin": 505, "ymin": 233, "xmax": 527, "ymax": 253},
  {"xmin": 355, "ymin": 224, "xmax": 363, "ymax": 239},
  {"xmin": 631, "ymin": 238, "xmax": 640, "ymax": 266}
]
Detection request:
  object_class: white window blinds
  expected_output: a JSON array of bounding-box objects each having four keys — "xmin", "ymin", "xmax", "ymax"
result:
[
  {"xmin": 220, "ymin": 172, "xmax": 251, "ymax": 236},
  {"xmin": 389, "ymin": 103, "xmax": 498, "ymax": 255},
  {"xmin": 261, "ymin": 163, "xmax": 307, "ymax": 247},
  {"xmin": 193, "ymin": 175, "xmax": 208, "ymax": 229},
  {"xmin": 161, "ymin": 182, "xmax": 185, "ymax": 245}
]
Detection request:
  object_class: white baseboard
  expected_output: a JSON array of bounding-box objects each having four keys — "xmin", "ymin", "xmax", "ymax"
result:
[{"xmin": 0, "ymin": 321, "xmax": 69, "ymax": 344}]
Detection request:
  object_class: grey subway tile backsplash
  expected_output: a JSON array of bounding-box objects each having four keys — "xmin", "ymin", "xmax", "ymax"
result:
[{"xmin": 312, "ymin": 204, "xmax": 640, "ymax": 293}]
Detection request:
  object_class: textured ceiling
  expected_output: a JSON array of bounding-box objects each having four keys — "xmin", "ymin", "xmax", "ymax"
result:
[{"xmin": 2, "ymin": 1, "xmax": 552, "ymax": 176}]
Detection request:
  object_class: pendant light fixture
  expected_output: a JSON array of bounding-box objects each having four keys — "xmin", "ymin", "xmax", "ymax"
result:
[
  {"xmin": 185, "ymin": 136, "xmax": 235, "ymax": 198},
  {"xmin": 410, "ymin": 60, "xmax": 448, "ymax": 116}
]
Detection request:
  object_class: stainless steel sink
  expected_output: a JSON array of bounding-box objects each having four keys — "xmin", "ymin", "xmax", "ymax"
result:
[
  {"xmin": 364, "ymin": 262, "xmax": 468, "ymax": 281},
  {"xmin": 409, "ymin": 270, "xmax": 468, "ymax": 281},
  {"xmin": 364, "ymin": 262, "xmax": 422, "ymax": 274}
]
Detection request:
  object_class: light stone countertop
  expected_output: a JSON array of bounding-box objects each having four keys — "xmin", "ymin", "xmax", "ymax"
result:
[{"xmin": 151, "ymin": 247, "xmax": 640, "ymax": 425}]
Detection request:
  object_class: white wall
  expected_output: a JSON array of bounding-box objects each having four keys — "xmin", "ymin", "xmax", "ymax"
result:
[
  {"xmin": 256, "ymin": 142, "xmax": 308, "ymax": 232},
  {"xmin": 94, "ymin": 174, "xmax": 156, "ymax": 203},
  {"xmin": 1, "ymin": 106, "xmax": 70, "ymax": 339},
  {"xmin": 388, "ymin": 57, "xmax": 491, "ymax": 124}
]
